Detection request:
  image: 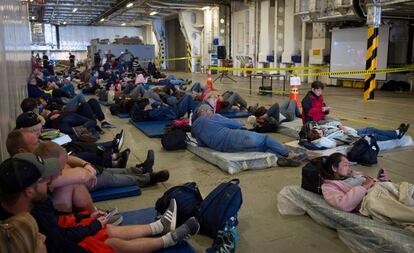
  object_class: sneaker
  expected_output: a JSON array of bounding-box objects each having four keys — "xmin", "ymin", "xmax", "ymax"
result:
[
  {"xmin": 160, "ymin": 199, "xmax": 177, "ymax": 234},
  {"xmin": 117, "ymin": 148, "xmax": 130, "ymax": 168},
  {"xmin": 107, "ymin": 214, "xmax": 123, "ymax": 226},
  {"xmin": 171, "ymin": 217, "xmax": 200, "ymax": 243},
  {"xmin": 136, "ymin": 149, "xmax": 154, "ymax": 173},
  {"xmin": 149, "ymin": 170, "xmax": 170, "ymax": 185},
  {"xmin": 101, "ymin": 121, "xmax": 116, "ymax": 128},
  {"xmin": 398, "ymin": 123, "xmax": 410, "ymax": 139},
  {"xmin": 277, "ymin": 157, "xmax": 301, "ymax": 167},
  {"xmin": 113, "ymin": 130, "xmax": 125, "ymax": 151}
]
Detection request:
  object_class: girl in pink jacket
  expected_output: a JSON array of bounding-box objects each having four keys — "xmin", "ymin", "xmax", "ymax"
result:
[{"xmin": 320, "ymin": 153, "xmax": 389, "ymax": 212}]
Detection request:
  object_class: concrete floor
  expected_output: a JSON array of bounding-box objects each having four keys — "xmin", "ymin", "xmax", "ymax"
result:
[{"xmin": 95, "ymin": 72, "xmax": 414, "ymax": 253}]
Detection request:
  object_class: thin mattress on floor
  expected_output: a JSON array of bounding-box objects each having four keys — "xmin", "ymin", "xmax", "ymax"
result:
[
  {"xmin": 277, "ymin": 118, "xmax": 303, "ymax": 138},
  {"xmin": 90, "ymin": 185, "xmax": 141, "ymax": 202},
  {"xmin": 285, "ymin": 135, "xmax": 414, "ymax": 158},
  {"xmin": 277, "ymin": 185, "xmax": 414, "ymax": 253},
  {"xmin": 186, "ymin": 134, "xmax": 277, "ymax": 174}
]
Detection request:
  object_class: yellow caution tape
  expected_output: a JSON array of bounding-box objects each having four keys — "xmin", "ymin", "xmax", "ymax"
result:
[
  {"xmin": 140, "ymin": 56, "xmax": 201, "ymax": 63},
  {"xmin": 296, "ymin": 65, "xmax": 414, "ymax": 77},
  {"xmin": 209, "ymin": 66, "xmax": 328, "ymax": 72}
]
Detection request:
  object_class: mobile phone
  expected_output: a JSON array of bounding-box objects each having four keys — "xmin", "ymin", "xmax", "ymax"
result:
[
  {"xmin": 377, "ymin": 168, "xmax": 384, "ymax": 179},
  {"xmin": 104, "ymin": 209, "xmax": 118, "ymax": 220}
]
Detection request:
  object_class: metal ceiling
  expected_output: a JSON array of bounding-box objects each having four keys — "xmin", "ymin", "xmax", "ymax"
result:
[{"xmin": 26, "ymin": 0, "xmax": 230, "ymax": 26}]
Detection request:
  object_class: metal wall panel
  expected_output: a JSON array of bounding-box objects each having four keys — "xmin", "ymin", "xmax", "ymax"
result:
[
  {"xmin": 59, "ymin": 25, "xmax": 143, "ymax": 50},
  {"xmin": 0, "ymin": 0, "xmax": 31, "ymax": 160}
]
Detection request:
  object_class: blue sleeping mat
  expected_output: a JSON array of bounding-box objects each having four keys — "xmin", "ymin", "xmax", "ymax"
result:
[
  {"xmin": 130, "ymin": 119, "xmax": 170, "ymax": 138},
  {"xmin": 117, "ymin": 112, "xmax": 130, "ymax": 118},
  {"xmin": 219, "ymin": 110, "xmax": 251, "ymax": 118},
  {"xmin": 121, "ymin": 208, "xmax": 195, "ymax": 253},
  {"xmin": 91, "ymin": 185, "xmax": 141, "ymax": 202}
]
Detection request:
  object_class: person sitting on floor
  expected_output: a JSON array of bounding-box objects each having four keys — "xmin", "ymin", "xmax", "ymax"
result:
[
  {"xmin": 319, "ymin": 153, "xmax": 414, "ymax": 231},
  {"xmin": 0, "ymin": 154, "xmax": 200, "ymax": 253},
  {"xmin": 191, "ymin": 104, "xmax": 306, "ymax": 167},
  {"xmin": 247, "ymin": 100, "xmax": 302, "ymax": 133},
  {"xmin": 306, "ymin": 120, "xmax": 410, "ymax": 149},
  {"xmin": 302, "ymin": 81, "xmax": 331, "ymax": 124}
]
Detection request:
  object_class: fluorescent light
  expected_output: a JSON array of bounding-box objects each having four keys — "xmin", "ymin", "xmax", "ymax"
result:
[
  {"xmin": 31, "ymin": 16, "xmax": 35, "ymax": 20},
  {"xmin": 100, "ymin": 18, "xmax": 105, "ymax": 22},
  {"xmin": 30, "ymin": 0, "xmax": 33, "ymax": 2},
  {"xmin": 150, "ymin": 11, "xmax": 158, "ymax": 16},
  {"xmin": 63, "ymin": 21, "xmax": 67, "ymax": 25},
  {"xmin": 72, "ymin": 8, "xmax": 78, "ymax": 13},
  {"xmin": 202, "ymin": 7, "xmax": 209, "ymax": 10},
  {"xmin": 121, "ymin": 23, "xmax": 126, "ymax": 26},
  {"xmin": 126, "ymin": 3, "xmax": 133, "ymax": 8}
]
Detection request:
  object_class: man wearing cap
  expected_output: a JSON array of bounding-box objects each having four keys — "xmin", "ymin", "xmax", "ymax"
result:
[{"xmin": 0, "ymin": 153, "xmax": 62, "ymax": 220}]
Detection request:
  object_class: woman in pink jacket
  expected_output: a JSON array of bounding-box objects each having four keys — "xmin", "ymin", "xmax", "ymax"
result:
[{"xmin": 320, "ymin": 153, "xmax": 389, "ymax": 212}]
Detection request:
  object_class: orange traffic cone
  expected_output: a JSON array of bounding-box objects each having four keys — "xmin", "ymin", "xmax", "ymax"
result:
[
  {"xmin": 206, "ymin": 69, "xmax": 216, "ymax": 90},
  {"xmin": 289, "ymin": 85, "xmax": 302, "ymax": 109}
]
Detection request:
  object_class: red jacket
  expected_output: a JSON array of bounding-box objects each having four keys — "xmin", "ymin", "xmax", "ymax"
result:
[{"xmin": 301, "ymin": 91, "xmax": 329, "ymax": 123}]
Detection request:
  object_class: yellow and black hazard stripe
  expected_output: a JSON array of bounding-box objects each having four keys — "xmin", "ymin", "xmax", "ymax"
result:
[
  {"xmin": 159, "ymin": 40, "xmax": 165, "ymax": 66},
  {"xmin": 364, "ymin": 26, "xmax": 379, "ymax": 100},
  {"xmin": 187, "ymin": 43, "xmax": 192, "ymax": 72}
]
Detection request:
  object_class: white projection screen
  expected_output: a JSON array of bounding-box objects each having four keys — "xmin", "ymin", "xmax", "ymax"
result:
[{"xmin": 330, "ymin": 25, "xmax": 390, "ymax": 80}]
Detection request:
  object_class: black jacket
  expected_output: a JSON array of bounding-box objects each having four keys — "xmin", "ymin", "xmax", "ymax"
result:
[{"xmin": 31, "ymin": 197, "xmax": 101, "ymax": 253}]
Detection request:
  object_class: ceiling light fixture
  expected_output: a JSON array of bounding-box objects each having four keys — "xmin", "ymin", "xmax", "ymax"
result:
[
  {"xmin": 63, "ymin": 21, "xmax": 67, "ymax": 25},
  {"xmin": 100, "ymin": 18, "xmax": 105, "ymax": 22},
  {"xmin": 72, "ymin": 8, "xmax": 78, "ymax": 13},
  {"xmin": 121, "ymin": 23, "xmax": 126, "ymax": 26},
  {"xmin": 126, "ymin": 3, "xmax": 133, "ymax": 8},
  {"xmin": 31, "ymin": 16, "xmax": 35, "ymax": 20},
  {"xmin": 149, "ymin": 11, "xmax": 158, "ymax": 16}
]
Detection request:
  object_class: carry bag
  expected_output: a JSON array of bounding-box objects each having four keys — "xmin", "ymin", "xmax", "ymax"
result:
[
  {"xmin": 301, "ymin": 156, "xmax": 328, "ymax": 194},
  {"xmin": 197, "ymin": 179, "xmax": 243, "ymax": 238},
  {"xmin": 155, "ymin": 182, "xmax": 203, "ymax": 226},
  {"xmin": 161, "ymin": 127, "xmax": 188, "ymax": 150},
  {"xmin": 347, "ymin": 135, "xmax": 379, "ymax": 166}
]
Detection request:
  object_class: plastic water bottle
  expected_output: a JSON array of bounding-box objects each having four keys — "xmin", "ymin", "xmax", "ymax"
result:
[
  {"xmin": 108, "ymin": 84, "xmax": 115, "ymax": 104},
  {"xmin": 206, "ymin": 216, "xmax": 238, "ymax": 253}
]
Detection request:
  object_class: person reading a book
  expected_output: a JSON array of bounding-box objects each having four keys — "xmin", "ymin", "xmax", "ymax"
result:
[{"xmin": 306, "ymin": 120, "xmax": 410, "ymax": 149}]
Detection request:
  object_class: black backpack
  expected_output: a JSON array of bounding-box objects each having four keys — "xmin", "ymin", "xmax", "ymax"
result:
[
  {"xmin": 155, "ymin": 182, "xmax": 203, "ymax": 226},
  {"xmin": 347, "ymin": 136, "xmax": 379, "ymax": 166},
  {"xmin": 301, "ymin": 156, "xmax": 328, "ymax": 194},
  {"xmin": 161, "ymin": 127, "xmax": 188, "ymax": 150},
  {"xmin": 197, "ymin": 179, "xmax": 243, "ymax": 238}
]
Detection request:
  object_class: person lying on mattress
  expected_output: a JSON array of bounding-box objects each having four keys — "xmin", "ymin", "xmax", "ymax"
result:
[
  {"xmin": 199, "ymin": 89, "xmax": 248, "ymax": 113},
  {"xmin": 131, "ymin": 93, "xmax": 198, "ymax": 121},
  {"xmin": 306, "ymin": 120, "xmax": 410, "ymax": 149},
  {"xmin": 191, "ymin": 103, "xmax": 306, "ymax": 167},
  {"xmin": 247, "ymin": 100, "xmax": 302, "ymax": 133},
  {"xmin": 320, "ymin": 153, "xmax": 414, "ymax": 231}
]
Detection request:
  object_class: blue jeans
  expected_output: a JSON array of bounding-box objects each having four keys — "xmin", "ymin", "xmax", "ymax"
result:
[
  {"xmin": 190, "ymin": 82, "xmax": 202, "ymax": 93},
  {"xmin": 76, "ymin": 98, "xmax": 105, "ymax": 121},
  {"xmin": 235, "ymin": 134, "xmax": 289, "ymax": 156},
  {"xmin": 176, "ymin": 94, "xmax": 197, "ymax": 117},
  {"xmin": 64, "ymin": 93, "xmax": 86, "ymax": 111},
  {"xmin": 61, "ymin": 84, "xmax": 76, "ymax": 97},
  {"xmin": 356, "ymin": 127, "xmax": 397, "ymax": 141},
  {"xmin": 59, "ymin": 112, "xmax": 97, "ymax": 136}
]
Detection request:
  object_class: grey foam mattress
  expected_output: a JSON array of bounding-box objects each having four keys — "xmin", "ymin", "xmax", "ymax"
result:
[
  {"xmin": 277, "ymin": 118, "xmax": 303, "ymax": 138},
  {"xmin": 186, "ymin": 135, "xmax": 277, "ymax": 174},
  {"xmin": 285, "ymin": 135, "xmax": 414, "ymax": 158},
  {"xmin": 278, "ymin": 185, "xmax": 414, "ymax": 253}
]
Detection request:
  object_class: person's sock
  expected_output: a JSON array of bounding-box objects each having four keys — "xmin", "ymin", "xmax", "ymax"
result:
[
  {"xmin": 150, "ymin": 219, "xmax": 165, "ymax": 236},
  {"xmin": 161, "ymin": 233, "xmax": 175, "ymax": 248}
]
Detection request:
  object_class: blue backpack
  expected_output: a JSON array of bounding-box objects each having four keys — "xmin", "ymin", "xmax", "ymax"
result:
[
  {"xmin": 197, "ymin": 179, "xmax": 243, "ymax": 238},
  {"xmin": 155, "ymin": 182, "xmax": 203, "ymax": 226}
]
